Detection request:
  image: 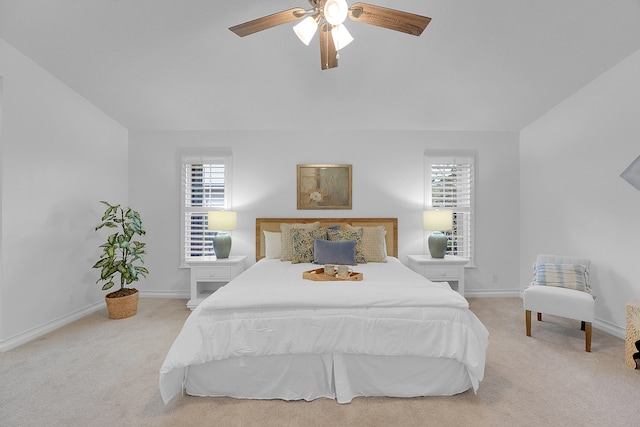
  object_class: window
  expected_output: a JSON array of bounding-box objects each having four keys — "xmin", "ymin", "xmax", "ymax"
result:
[
  {"xmin": 181, "ymin": 154, "xmax": 232, "ymax": 263},
  {"xmin": 425, "ymin": 153, "xmax": 475, "ymax": 263}
]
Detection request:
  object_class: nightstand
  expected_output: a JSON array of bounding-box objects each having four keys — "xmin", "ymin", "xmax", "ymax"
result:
[
  {"xmin": 186, "ymin": 255, "xmax": 247, "ymax": 310},
  {"xmin": 407, "ymin": 255, "xmax": 469, "ymax": 296}
]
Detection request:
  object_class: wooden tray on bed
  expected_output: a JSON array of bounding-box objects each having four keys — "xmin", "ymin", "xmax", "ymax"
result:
[{"xmin": 303, "ymin": 268, "xmax": 363, "ymax": 282}]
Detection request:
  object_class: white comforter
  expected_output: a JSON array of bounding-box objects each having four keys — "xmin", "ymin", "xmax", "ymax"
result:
[{"xmin": 159, "ymin": 258, "xmax": 489, "ymax": 403}]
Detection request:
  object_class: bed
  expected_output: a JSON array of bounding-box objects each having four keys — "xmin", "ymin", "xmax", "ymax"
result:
[{"xmin": 159, "ymin": 218, "xmax": 489, "ymax": 404}]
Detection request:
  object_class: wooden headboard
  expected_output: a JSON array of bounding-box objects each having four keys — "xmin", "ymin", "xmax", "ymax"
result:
[{"xmin": 256, "ymin": 218, "xmax": 398, "ymax": 261}]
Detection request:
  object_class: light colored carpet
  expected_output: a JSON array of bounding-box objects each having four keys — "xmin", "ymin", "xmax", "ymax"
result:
[{"xmin": 1, "ymin": 297, "xmax": 638, "ymax": 427}]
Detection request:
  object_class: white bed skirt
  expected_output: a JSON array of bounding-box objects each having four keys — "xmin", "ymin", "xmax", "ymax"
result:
[
  {"xmin": 160, "ymin": 259, "xmax": 488, "ymax": 403},
  {"xmin": 186, "ymin": 353, "xmax": 472, "ymax": 404}
]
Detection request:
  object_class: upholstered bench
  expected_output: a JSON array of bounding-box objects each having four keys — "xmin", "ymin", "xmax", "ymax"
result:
[{"xmin": 523, "ymin": 254, "xmax": 595, "ymax": 352}]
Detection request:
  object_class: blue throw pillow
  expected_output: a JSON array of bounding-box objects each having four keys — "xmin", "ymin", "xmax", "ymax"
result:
[{"xmin": 313, "ymin": 239, "xmax": 357, "ymax": 266}]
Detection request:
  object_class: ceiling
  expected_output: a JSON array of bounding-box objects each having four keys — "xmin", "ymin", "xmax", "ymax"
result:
[{"xmin": 1, "ymin": 0, "xmax": 640, "ymax": 131}]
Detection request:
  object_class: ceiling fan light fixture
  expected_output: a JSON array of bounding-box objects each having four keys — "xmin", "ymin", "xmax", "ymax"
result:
[
  {"xmin": 331, "ymin": 24, "xmax": 353, "ymax": 50},
  {"xmin": 229, "ymin": 2, "xmax": 432, "ymax": 70},
  {"xmin": 324, "ymin": 0, "xmax": 348, "ymax": 26},
  {"xmin": 293, "ymin": 15, "xmax": 319, "ymax": 46}
]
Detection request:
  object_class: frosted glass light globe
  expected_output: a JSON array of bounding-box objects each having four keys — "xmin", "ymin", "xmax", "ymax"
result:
[{"xmin": 324, "ymin": 0, "xmax": 348, "ymax": 26}]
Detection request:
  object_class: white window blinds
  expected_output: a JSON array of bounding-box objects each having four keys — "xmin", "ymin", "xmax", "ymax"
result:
[
  {"xmin": 425, "ymin": 155, "xmax": 475, "ymax": 261},
  {"xmin": 181, "ymin": 155, "xmax": 231, "ymax": 261}
]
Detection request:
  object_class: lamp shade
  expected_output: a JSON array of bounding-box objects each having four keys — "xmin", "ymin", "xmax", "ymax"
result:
[
  {"xmin": 324, "ymin": 0, "xmax": 348, "ymax": 25},
  {"xmin": 208, "ymin": 211, "xmax": 237, "ymax": 231},
  {"xmin": 423, "ymin": 210, "xmax": 453, "ymax": 231},
  {"xmin": 331, "ymin": 24, "xmax": 353, "ymax": 50},
  {"xmin": 293, "ymin": 16, "xmax": 318, "ymax": 46}
]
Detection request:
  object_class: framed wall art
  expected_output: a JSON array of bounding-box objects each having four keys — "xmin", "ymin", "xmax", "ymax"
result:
[{"xmin": 297, "ymin": 164, "xmax": 352, "ymax": 210}]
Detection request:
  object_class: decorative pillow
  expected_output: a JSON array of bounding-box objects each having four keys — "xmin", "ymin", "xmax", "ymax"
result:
[
  {"xmin": 346, "ymin": 224, "xmax": 387, "ymax": 262},
  {"xmin": 263, "ymin": 230, "xmax": 282, "ymax": 259},
  {"xmin": 313, "ymin": 239, "xmax": 357, "ymax": 266},
  {"xmin": 533, "ymin": 263, "xmax": 591, "ymax": 293},
  {"xmin": 291, "ymin": 227, "xmax": 328, "ymax": 264},
  {"xmin": 280, "ymin": 222, "xmax": 320, "ymax": 261},
  {"xmin": 327, "ymin": 228, "xmax": 366, "ymax": 263}
]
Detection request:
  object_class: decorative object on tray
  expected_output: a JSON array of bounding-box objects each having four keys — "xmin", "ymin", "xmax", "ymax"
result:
[
  {"xmin": 208, "ymin": 211, "xmax": 237, "ymax": 259},
  {"xmin": 297, "ymin": 164, "xmax": 352, "ymax": 209},
  {"xmin": 303, "ymin": 267, "xmax": 363, "ymax": 281},
  {"xmin": 324, "ymin": 264, "xmax": 335, "ymax": 276},
  {"xmin": 423, "ymin": 210, "xmax": 453, "ymax": 258},
  {"xmin": 336, "ymin": 265, "xmax": 351, "ymax": 279},
  {"xmin": 92, "ymin": 201, "xmax": 148, "ymax": 319}
]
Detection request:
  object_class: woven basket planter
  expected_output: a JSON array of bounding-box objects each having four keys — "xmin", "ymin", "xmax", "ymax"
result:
[{"xmin": 105, "ymin": 289, "xmax": 139, "ymax": 319}]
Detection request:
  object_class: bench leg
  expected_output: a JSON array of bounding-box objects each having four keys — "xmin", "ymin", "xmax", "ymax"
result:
[
  {"xmin": 537, "ymin": 312, "xmax": 542, "ymax": 321},
  {"xmin": 585, "ymin": 322, "xmax": 592, "ymax": 352},
  {"xmin": 526, "ymin": 310, "xmax": 532, "ymax": 336}
]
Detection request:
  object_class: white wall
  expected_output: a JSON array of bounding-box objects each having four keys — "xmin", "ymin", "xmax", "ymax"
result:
[
  {"xmin": 128, "ymin": 130, "xmax": 520, "ymax": 300},
  {"xmin": 1, "ymin": 75, "xmax": 4, "ymax": 341},
  {"xmin": 521, "ymin": 48, "xmax": 640, "ymax": 337},
  {"xmin": 0, "ymin": 39, "xmax": 128, "ymax": 350}
]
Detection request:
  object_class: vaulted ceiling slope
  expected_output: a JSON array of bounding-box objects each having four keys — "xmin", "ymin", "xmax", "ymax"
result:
[{"xmin": 1, "ymin": 0, "xmax": 639, "ymax": 131}]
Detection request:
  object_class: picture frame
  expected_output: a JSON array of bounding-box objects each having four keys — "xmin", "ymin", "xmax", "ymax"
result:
[{"xmin": 297, "ymin": 164, "xmax": 352, "ymax": 210}]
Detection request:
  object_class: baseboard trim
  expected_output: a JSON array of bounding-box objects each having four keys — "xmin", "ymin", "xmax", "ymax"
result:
[
  {"xmin": 139, "ymin": 290, "xmax": 189, "ymax": 299},
  {"xmin": 465, "ymin": 289, "xmax": 522, "ymax": 298},
  {"xmin": 0, "ymin": 302, "xmax": 105, "ymax": 353},
  {"xmin": 0, "ymin": 293, "xmax": 188, "ymax": 352},
  {"xmin": 594, "ymin": 318, "xmax": 625, "ymax": 339}
]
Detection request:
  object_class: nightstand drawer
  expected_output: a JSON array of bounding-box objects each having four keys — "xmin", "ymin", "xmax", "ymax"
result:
[
  {"xmin": 406, "ymin": 255, "xmax": 467, "ymax": 296},
  {"xmin": 187, "ymin": 256, "xmax": 247, "ymax": 310},
  {"xmin": 424, "ymin": 266, "xmax": 460, "ymax": 279},
  {"xmin": 195, "ymin": 266, "xmax": 231, "ymax": 281}
]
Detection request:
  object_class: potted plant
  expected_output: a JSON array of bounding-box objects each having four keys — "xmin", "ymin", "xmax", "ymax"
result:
[{"xmin": 92, "ymin": 201, "xmax": 149, "ymax": 319}]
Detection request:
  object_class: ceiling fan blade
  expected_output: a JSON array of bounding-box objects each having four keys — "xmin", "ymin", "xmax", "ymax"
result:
[
  {"xmin": 229, "ymin": 8, "xmax": 307, "ymax": 37},
  {"xmin": 348, "ymin": 2, "xmax": 431, "ymax": 36},
  {"xmin": 319, "ymin": 23, "xmax": 338, "ymax": 70}
]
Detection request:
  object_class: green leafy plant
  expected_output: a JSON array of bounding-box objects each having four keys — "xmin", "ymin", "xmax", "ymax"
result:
[{"xmin": 93, "ymin": 201, "xmax": 148, "ymax": 294}]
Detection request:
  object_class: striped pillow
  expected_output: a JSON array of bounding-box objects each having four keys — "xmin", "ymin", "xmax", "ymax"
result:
[{"xmin": 534, "ymin": 263, "xmax": 591, "ymax": 293}]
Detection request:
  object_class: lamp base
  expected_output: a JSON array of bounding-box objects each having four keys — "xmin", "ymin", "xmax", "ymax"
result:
[
  {"xmin": 212, "ymin": 232, "xmax": 232, "ymax": 259},
  {"xmin": 428, "ymin": 231, "xmax": 447, "ymax": 258}
]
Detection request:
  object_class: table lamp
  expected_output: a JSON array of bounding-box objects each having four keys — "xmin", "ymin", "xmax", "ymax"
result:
[
  {"xmin": 207, "ymin": 211, "xmax": 237, "ymax": 259},
  {"xmin": 423, "ymin": 210, "xmax": 453, "ymax": 259}
]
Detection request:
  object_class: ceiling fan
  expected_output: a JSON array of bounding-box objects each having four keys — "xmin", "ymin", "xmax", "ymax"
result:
[{"xmin": 229, "ymin": 0, "xmax": 431, "ymax": 70}]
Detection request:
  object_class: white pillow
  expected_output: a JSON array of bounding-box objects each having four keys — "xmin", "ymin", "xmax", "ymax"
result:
[{"xmin": 263, "ymin": 230, "xmax": 282, "ymax": 259}]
